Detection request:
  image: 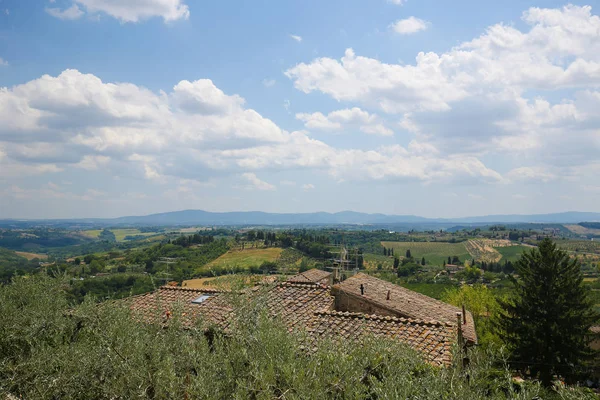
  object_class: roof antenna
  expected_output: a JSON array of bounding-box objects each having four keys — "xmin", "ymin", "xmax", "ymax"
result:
[{"xmin": 360, "ymin": 284, "xmax": 364, "ymax": 295}]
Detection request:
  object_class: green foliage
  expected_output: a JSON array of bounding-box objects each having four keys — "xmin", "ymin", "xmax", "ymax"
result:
[
  {"xmin": 67, "ymin": 274, "xmax": 156, "ymax": 303},
  {"xmin": 0, "ymin": 248, "xmax": 39, "ymax": 283},
  {"xmin": 397, "ymin": 262, "xmax": 420, "ymax": 277},
  {"xmin": 497, "ymin": 238, "xmax": 599, "ymax": 386},
  {"xmin": 442, "ymin": 284, "xmax": 502, "ymax": 347},
  {"xmin": 98, "ymin": 229, "xmax": 116, "ymax": 242},
  {"xmin": 1, "ymin": 276, "xmax": 596, "ymax": 399}
]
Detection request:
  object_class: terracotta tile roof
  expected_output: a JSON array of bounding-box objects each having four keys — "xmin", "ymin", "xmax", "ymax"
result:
[
  {"xmin": 125, "ymin": 280, "xmax": 460, "ymax": 366},
  {"xmin": 307, "ymin": 311, "xmax": 455, "ymax": 366},
  {"xmin": 264, "ymin": 282, "xmax": 334, "ymax": 330},
  {"xmin": 127, "ymin": 286, "xmax": 231, "ymax": 328},
  {"xmin": 333, "ymin": 273, "xmax": 477, "ymax": 344},
  {"xmin": 287, "ymin": 269, "xmax": 332, "ymax": 284}
]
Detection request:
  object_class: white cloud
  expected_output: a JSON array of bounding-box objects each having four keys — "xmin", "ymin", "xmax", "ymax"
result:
[
  {"xmin": 240, "ymin": 173, "xmax": 276, "ymax": 191},
  {"xmin": 290, "ymin": 34, "xmax": 302, "ymax": 42},
  {"xmin": 0, "ymin": 58, "xmax": 7, "ymax": 67},
  {"xmin": 283, "ymin": 99, "xmax": 291, "ymax": 112},
  {"xmin": 286, "ymin": 5, "xmax": 600, "ymax": 177},
  {"xmin": 46, "ymin": 4, "xmax": 84, "ymax": 20},
  {"xmin": 296, "ymin": 107, "xmax": 393, "ymax": 136},
  {"xmin": 262, "ymin": 78, "xmax": 276, "ymax": 88},
  {"xmin": 0, "ymin": 69, "xmax": 504, "ymax": 187},
  {"xmin": 390, "ymin": 17, "xmax": 428, "ymax": 34},
  {"xmin": 302, "ymin": 183, "xmax": 315, "ymax": 191},
  {"xmin": 507, "ymin": 167, "xmax": 556, "ymax": 183},
  {"xmin": 50, "ymin": 0, "xmax": 190, "ymax": 23},
  {"xmin": 387, "ymin": 0, "xmax": 406, "ymax": 5}
]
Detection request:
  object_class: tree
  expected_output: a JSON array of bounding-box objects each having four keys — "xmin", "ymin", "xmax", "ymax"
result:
[
  {"xmin": 421, "ymin": 257, "xmax": 426, "ymax": 266},
  {"xmin": 496, "ymin": 238, "xmax": 598, "ymax": 386},
  {"xmin": 393, "ymin": 257, "xmax": 399, "ymax": 269},
  {"xmin": 442, "ymin": 284, "xmax": 501, "ymax": 347},
  {"xmin": 405, "ymin": 249, "xmax": 412, "ymax": 259}
]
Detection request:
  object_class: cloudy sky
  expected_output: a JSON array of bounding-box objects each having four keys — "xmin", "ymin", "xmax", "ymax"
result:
[{"xmin": 0, "ymin": 0, "xmax": 599, "ymax": 219}]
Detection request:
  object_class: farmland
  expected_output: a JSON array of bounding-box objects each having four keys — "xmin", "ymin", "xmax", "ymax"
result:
[
  {"xmin": 495, "ymin": 245, "xmax": 528, "ymax": 262},
  {"xmin": 464, "ymin": 240, "xmax": 502, "ymax": 263},
  {"xmin": 556, "ymin": 240, "xmax": 600, "ymax": 254},
  {"xmin": 14, "ymin": 251, "xmax": 48, "ymax": 260},
  {"xmin": 205, "ymin": 247, "xmax": 283, "ymax": 270},
  {"xmin": 81, "ymin": 228, "xmax": 160, "ymax": 242},
  {"xmin": 381, "ymin": 241, "xmax": 470, "ymax": 265}
]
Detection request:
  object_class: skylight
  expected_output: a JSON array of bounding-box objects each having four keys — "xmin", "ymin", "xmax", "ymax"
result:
[{"xmin": 191, "ymin": 294, "xmax": 212, "ymax": 304}]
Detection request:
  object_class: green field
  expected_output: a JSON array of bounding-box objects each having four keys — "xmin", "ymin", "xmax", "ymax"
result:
[
  {"xmin": 494, "ymin": 245, "xmax": 528, "ymax": 262},
  {"xmin": 381, "ymin": 241, "xmax": 470, "ymax": 265},
  {"xmin": 206, "ymin": 247, "xmax": 283, "ymax": 269},
  {"xmin": 82, "ymin": 229, "xmax": 159, "ymax": 242},
  {"xmin": 556, "ymin": 240, "xmax": 600, "ymax": 254}
]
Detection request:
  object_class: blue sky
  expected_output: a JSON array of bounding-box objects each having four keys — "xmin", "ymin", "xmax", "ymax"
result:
[{"xmin": 0, "ymin": 0, "xmax": 599, "ymax": 219}]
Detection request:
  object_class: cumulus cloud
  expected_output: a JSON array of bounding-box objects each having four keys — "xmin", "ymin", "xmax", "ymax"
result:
[
  {"xmin": 0, "ymin": 69, "xmax": 504, "ymax": 188},
  {"xmin": 46, "ymin": 4, "xmax": 84, "ymax": 20},
  {"xmin": 240, "ymin": 173, "xmax": 276, "ymax": 191},
  {"xmin": 48, "ymin": 0, "xmax": 190, "ymax": 22},
  {"xmin": 296, "ymin": 107, "xmax": 393, "ymax": 136},
  {"xmin": 507, "ymin": 167, "xmax": 556, "ymax": 183},
  {"xmin": 390, "ymin": 17, "xmax": 428, "ymax": 34},
  {"xmin": 290, "ymin": 34, "xmax": 302, "ymax": 42},
  {"xmin": 286, "ymin": 5, "xmax": 600, "ymax": 175},
  {"xmin": 302, "ymin": 183, "xmax": 315, "ymax": 191}
]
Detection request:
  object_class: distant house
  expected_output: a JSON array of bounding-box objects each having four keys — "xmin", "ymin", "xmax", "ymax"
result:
[
  {"xmin": 287, "ymin": 269, "xmax": 332, "ymax": 285},
  {"xmin": 126, "ymin": 269, "xmax": 476, "ymax": 366}
]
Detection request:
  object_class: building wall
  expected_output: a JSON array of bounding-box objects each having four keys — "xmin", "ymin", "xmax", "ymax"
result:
[{"xmin": 332, "ymin": 289, "xmax": 401, "ymax": 317}]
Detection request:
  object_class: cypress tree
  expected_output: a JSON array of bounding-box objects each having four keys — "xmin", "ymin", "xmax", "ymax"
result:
[{"xmin": 496, "ymin": 238, "xmax": 598, "ymax": 386}]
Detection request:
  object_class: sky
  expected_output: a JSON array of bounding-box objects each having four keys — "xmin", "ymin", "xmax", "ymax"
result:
[{"xmin": 0, "ymin": 0, "xmax": 599, "ymax": 219}]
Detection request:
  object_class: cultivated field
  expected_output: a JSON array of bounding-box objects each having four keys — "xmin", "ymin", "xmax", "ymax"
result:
[
  {"xmin": 464, "ymin": 240, "xmax": 503, "ymax": 263},
  {"xmin": 14, "ymin": 251, "xmax": 48, "ymax": 260},
  {"xmin": 495, "ymin": 245, "xmax": 528, "ymax": 262},
  {"xmin": 565, "ymin": 224, "xmax": 600, "ymax": 236},
  {"xmin": 557, "ymin": 240, "xmax": 600, "ymax": 254},
  {"xmin": 182, "ymin": 274, "xmax": 277, "ymax": 290},
  {"xmin": 381, "ymin": 241, "xmax": 470, "ymax": 265},
  {"xmin": 81, "ymin": 228, "xmax": 159, "ymax": 242},
  {"xmin": 206, "ymin": 247, "xmax": 283, "ymax": 269}
]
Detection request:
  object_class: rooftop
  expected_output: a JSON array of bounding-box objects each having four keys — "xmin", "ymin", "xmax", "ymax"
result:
[
  {"xmin": 125, "ymin": 277, "xmax": 460, "ymax": 366},
  {"xmin": 287, "ymin": 268, "xmax": 332, "ymax": 284},
  {"xmin": 333, "ymin": 273, "xmax": 476, "ymax": 343}
]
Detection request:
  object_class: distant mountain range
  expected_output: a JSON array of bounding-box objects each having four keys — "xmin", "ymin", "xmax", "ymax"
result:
[{"xmin": 4, "ymin": 210, "xmax": 597, "ymax": 226}]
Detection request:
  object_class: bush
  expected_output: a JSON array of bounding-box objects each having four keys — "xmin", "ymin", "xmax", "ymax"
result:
[{"xmin": 0, "ymin": 276, "xmax": 597, "ymax": 399}]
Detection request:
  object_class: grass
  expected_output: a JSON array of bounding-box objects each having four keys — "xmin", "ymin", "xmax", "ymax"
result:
[
  {"xmin": 494, "ymin": 245, "xmax": 528, "ymax": 262},
  {"xmin": 205, "ymin": 247, "xmax": 283, "ymax": 269},
  {"xmin": 14, "ymin": 251, "xmax": 48, "ymax": 260},
  {"xmin": 381, "ymin": 241, "xmax": 470, "ymax": 265}
]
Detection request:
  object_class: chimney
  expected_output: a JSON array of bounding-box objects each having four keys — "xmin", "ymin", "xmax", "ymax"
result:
[
  {"xmin": 462, "ymin": 305, "xmax": 466, "ymax": 324},
  {"xmin": 456, "ymin": 312, "xmax": 464, "ymax": 348},
  {"xmin": 386, "ymin": 290, "xmax": 391, "ymax": 301},
  {"xmin": 360, "ymin": 284, "xmax": 365, "ymax": 295}
]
